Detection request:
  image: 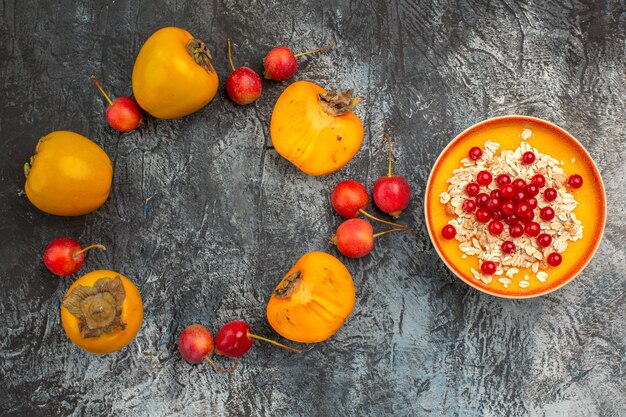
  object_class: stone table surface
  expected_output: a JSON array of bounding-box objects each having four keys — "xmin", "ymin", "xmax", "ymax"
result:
[{"xmin": 0, "ymin": 1, "xmax": 624, "ymax": 416}]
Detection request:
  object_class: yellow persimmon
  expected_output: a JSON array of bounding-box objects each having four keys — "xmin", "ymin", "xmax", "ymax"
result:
[
  {"xmin": 61, "ymin": 270, "xmax": 143, "ymax": 354},
  {"xmin": 266, "ymin": 252, "xmax": 355, "ymax": 343},
  {"xmin": 270, "ymin": 80, "xmax": 364, "ymax": 176},
  {"xmin": 24, "ymin": 131, "xmax": 112, "ymax": 216},
  {"xmin": 132, "ymin": 27, "xmax": 219, "ymax": 119}
]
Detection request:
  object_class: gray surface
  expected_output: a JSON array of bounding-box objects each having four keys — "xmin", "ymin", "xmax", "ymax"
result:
[{"xmin": 0, "ymin": 1, "xmax": 624, "ymax": 416}]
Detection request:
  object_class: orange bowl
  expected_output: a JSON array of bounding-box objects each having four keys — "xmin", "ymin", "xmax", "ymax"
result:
[{"xmin": 425, "ymin": 116, "xmax": 606, "ymax": 298}]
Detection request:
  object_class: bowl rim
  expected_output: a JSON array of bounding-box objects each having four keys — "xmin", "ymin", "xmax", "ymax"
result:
[{"xmin": 424, "ymin": 115, "xmax": 607, "ymax": 299}]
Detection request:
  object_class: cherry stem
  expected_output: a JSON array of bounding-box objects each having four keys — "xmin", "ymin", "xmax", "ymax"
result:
[
  {"xmin": 90, "ymin": 75, "xmax": 113, "ymax": 106},
  {"xmin": 74, "ymin": 244, "xmax": 106, "ymax": 257},
  {"xmin": 247, "ymin": 333, "xmax": 302, "ymax": 353},
  {"xmin": 373, "ymin": 228, "xmax": 406, "ymax": 239},
  {"xmin": 226, "ymin": 38, "xmax": 236, "ymax": 72},
  {"xmin": 384, "ymin": 132, "xmax": 393, "ymax": 178},
  {"xmin": 294, "ymin": 41, "xmax": 336, "ymax": 58},
  {"xmin": 204, "ymin": 356, "xmax": 239, "ymax": 374},
  {"xmin": 358, "ymin": 209, "xmax": 416, "ymax": 235}
]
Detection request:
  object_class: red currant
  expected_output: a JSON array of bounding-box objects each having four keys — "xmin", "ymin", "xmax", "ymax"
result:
[
  {"xmin": 500, "ymin": 184, "xmax": 515, "ymax": 199},
  {"xmin": 477, "ymin": 170, "xmax": 493, "ymax": 186},
  {"xmin": 525, "ymin": 221, "xmax": 541, "ymax": 237},
  {"xmin": 547, "ymin": 252, "xmax": 562, "ymax": 266},
  {"xmin": 488, "ymin": 220, "xmax": 504, "ymax": 235},
  {"xmin": 486, "ymin": 197, "xmax": 501, "ymax": 212},
  {"xmin": 537, "ymin": 233, "xmax": 552, "ymax": 247},
  {"xmin": 522, "ymin": 151, "xmax": 536, "ymax": 164},
  {"xmin": 544, "ymin": 188, "xmax": 557, "ymax": 201},
  {"xmin": 475, "ymin": 193, "xmax": 490, "ymax": 208},
  {"xmin": 516, "ymin": 202, "xmax": 532, "ymax": 219},
  {"xmin": 505, "ymin": 214, "xmax": 520, "ymax": 225},
  {"xmin": 527, "ymin": 197, "xmax": 538, "ymax": 209},
  {"xmin": 512, "ymin": 178, "xmax": 526, "ymax": 190},
  {"xmin": 476, "ymin": 208, "xmax": 491, "ymax": 223},
  {"xmin": 465, "ymin": 182, "xmax": 480, "ymax": 196},
  {"xmin": 513, "ymin": 191, "xmax": 526, "ymax": 203},
  {"xmin": 442, "ymin": 224, "xmax": 456, "ymax": 239},
  {"xmin": 540, "ymin": 206, "xmax": 555, "ymax": 221},
  {"xmin": 491, "ymin": 210, "xmax": 504, "ymax": 220},
  {"xmin": 490, "ymin": 189, "xmax": 503, "ymax": 199},
  {"xmin": 510, "ymin": 223, "xmax": 524, "ymax": 237},
  {"xmin": 481, "ymin": 261, "xmax": 497, "ymax": 275},
  {"xmin": 469, "ymin": 146, "xmax": 482, "ymax": 160},
  {"xmin": 568, "ymin": 174, "xmax": 583, "ymax": 188},
  {"xmin": 463, "ymin": 199, "xmax": 477, "ymax": 213},
  {"xmin": 531, "ymin": 174, "xmax": 546, "ymax": 188},
  {"xmin": 525, "ymin": 184, "xmax": 539, "ymax": 197},
  {"xmin": 501, "ymin": 241, "xmax": 516, "ymax": 254},
  {"xmin": 501, "ymin": 201, "xmax": 515, "ymax": 216},
  {"xmin": 496, "ymin": 174, "xmax": 511, "ymax": 187}
]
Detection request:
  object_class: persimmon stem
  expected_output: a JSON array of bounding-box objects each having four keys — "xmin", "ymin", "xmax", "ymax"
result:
[
  {"xmin": 357, "ymin": 209, "xmax": 418, "ymax": 236},
  {"xmin": 204, "ymin": 356, "xmax": 239, "ymax": 374},
  {"xmin": 294, "ymin": 41, "xmax": 336, "ymax": 58},
  {"xmin": 226, "ymin": 38, "xmax": 236, "ymax": 72},
  {"xmin": 74, "ymin": 244, "xmax": 106, "ymax": 257},
  {"xmin": 247, "ymin": 333, "xmax": 301, "ymax": 353},
  {"xmin": 373, "ymin": 228, "xmax": 405, "ymax": 238},
  {"xmin": 384, "ymin": 132, "xmax": 393, "ymax": 178},
  {"xmin": 90, "ymin": 75, "xmax": 113, "ymax": 106}
]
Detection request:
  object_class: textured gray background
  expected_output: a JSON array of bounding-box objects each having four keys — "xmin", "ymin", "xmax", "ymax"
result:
[{"xmin": 0, "ymin": 1, "xmax": 624, "ymax": 416}]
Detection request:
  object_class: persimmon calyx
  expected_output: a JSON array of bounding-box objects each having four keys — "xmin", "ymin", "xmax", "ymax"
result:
[
  {"xmin": 186, "ymin": 39, "xmax": 214, "ymax": 73},
  {"xmin": 62, "ymin": 276, "xmax": 127, "ymax": 338},
  {"xmin": 273, "ymin": 271, "xmax": 302, "ymax": 298},
  {"xmin": 319, "ymin": 89, "xmax": 363, "ymax": 116}
]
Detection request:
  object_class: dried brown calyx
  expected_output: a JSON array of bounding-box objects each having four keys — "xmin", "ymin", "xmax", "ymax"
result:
[
  {"xmin": 273, "ymin": 271, "xmax": 302, "ymax": 298},
  {"xmin": 186, "ymin": 39, "xmax": 215, "ymax": 74},
  {"xmin": 62, "ymin": 276, "xmax": 126, "ymax": 338},
  {"xmin": 319, "ymin": 89, "xmax": 363, "ymax": 116}
]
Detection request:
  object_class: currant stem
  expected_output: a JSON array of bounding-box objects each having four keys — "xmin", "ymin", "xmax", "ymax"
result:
[
  {"xmin": 373, "ymin": 228, "xmax": 405, "ymax": 238},
  {"xmin": 384, "ymin": 132, "xmax": 393, "ymax": 178},
  {"xmin": 90, "ymin": 75, "xmax": 113, "ymax": 106},
  {"xmin": 204, "ymin": 356, "xmax": 239, "ymax": 374},
  {"xmin": 357, "ymin": 209, "xmax": 414, "ymax": 232},
  {"xmin": 226, "ymin": 38, "xmax": 236, "ymax": 72},
  {"xmin": 247, "ymin": 333, "xmax": 301, "ymax": 353},
  {"xmin": 294, "ymin": 41, "xmax": 336, "ymax": 58},
  {"xmin": 74, "ymin": 244, "xmax": 106, "ymax": 257}
]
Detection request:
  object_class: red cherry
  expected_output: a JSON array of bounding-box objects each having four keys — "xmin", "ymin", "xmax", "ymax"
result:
[
  {"xmin": 501, "ymin": 184, "xmax": 515, "ymax": 199},
  {"xmin": 465, "ymin": 182, "xmax": 480, "ymax": 197},
  {"xmin": 501, "ymin": 201, "xmax": 515, "ymax": 216},
  {"xmin": 544, "ymin": 188, "xmax": 557, "ymax": 201},
  {"xmin": 476, "ymin": 208, "xmax": 491, "ymax": 223},
  {"xmin": 178, "ymin": 324, "xmax": 215, "ymax": 364},
  {"xmin": 512, "ymin": 178, "xmax": 526, "ymax": 190},
  {"xmin": 496, "ymin": 174, "xmax": 511, "ymax": 187},
  {"xmin": 476, "ymin": 170, "xmax": 492, "ymax": 186},
  {"xmin": 491, "ymin": 210, "xmax": 504, "ymax": 221},
  {"xmin": 513, "ymin": 191, "xmax": 526, "ymax": 203},
  {"xmin": 481, "ymin": 261, "xmax": 497, "ymax": 275},
  {"xmin": 525, "ymin": 222, "xmax": 541, "ymax": 237},
  {"xmin": 215, "ymin": 320, "xmax": 300, "ymax": 358},
  {"xmin": 469, "ymin": 146, "xmax": 482, "ymax": 160},
  {"xmin": 475, "ymin": 193, "xmax": 489, "ymax": 208},
  {"xmin": 373, "ymin": 134, "xmax": 411, "ymax": 218},
  {"xmin": 333, "ymin": 219, "xmax": 374, "ymax": 258},
  {"xmin": 486, "ymin": 197, "xmax": 501, "ymax": 212},
  {"xmin": 540, "ymin": 206, "xmax": 555, "ymax": 221},
  {"xmin": 568, "ymin": 174, "xmax": 583, "ymax": 188},
  {"xmin": 331, "ymin": 180, "xmax": 369, "ymax": 218},
  {"xmin": 531, "ymin": 174, "xmax": 546, "ymax": 188},
  {"xmin": 547, "ymin": 252, "xmax": 562, "ymax": 266},
  {"xmin": 263, "ymin": 42, "xmax": 335, "ymax": 81},
  {"xmin": 527, "ymin": 197, "xmax": 538, "ymax": 209},
  {"xmin": 501, "ymin": 241, "xmax": 516, "ymax": 254},
  {"xmin": 43, "ymin": 238, "xmax": 106, "ymax": 276},
  {"xmin": 442, "ymin": 225, "xmax": 456, "ymax": 239},
  {"xmin": 522, "ymin": 151, "xmax": 536, "ymax": 164},
  {"xmin": 463, "ymin": 200, "xmax": 477, "ymax": 213},
  {"xmin": 509, "ymin": 224, "xmax": 524, "ymax": 237},
  {"xmin": 505, "ymin": 214, "xmax": 520, "ymax": 225},
  {"xmin": 525, "ymin": 184, "xmax": 539, "ymax": 197},
  {"xmin": 488, "ymin": 220, "xmax": 504, "ymax": 235},
  {"xmin": 537, "ymin": 233, "xmax": 552, "ymax": 247},
  {"xmin": 91, "ymin": 76, "xmax": 142, "ymax": 132},
  {"xmin": 226, "ymin": 68, "xmax": 262, "ymax": 105}
]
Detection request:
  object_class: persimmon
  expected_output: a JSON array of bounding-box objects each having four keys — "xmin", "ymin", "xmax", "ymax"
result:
[
  {"xmin": 24, "ymin": 131, "xmax": 112, "ymax": 216},
  {"xmin": 61, "ymin": 270, "xmax": 143, "ymax": 354},
  {"xmin": 266, "ymin": 252, "xmax": 355, "ymax": 343},
  {"xmin": 132, "ymin": 27, "xmax": 219, "ymax": 119},
  {"xmin": 270, "ymin": 80, "xmax": 364, "ymax": 176}
]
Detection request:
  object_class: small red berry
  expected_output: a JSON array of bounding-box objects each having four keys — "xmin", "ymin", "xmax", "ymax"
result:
[
  {"xmin": 496, "ymin": 174, "xmax": 511, "ymax": 187},
  {"xmin": 525, "ymin": 222, "xmax": 541, "ymax": 237},
  {"xmin": 469, "ymin": 147, "xmax": 482, "ymax": 160},
  {"xmin": 540, "ymin": 206, "xmax": 555, "ymax": 221},
  {"xmin": 486, "ymin": 197, "xmax": 502, "ymax": 212},
  {"xmin": 475, "ymin": 193, "xmax": 490, "ymax": 208},
  {"xmin": 476, "ymin": 170, "xmax": 492, "ymax": 186},
  {"xmin": 490, "ymin": 189, "xmax": 503, "ymax": 199},
  {"xmin": 525, "ymin": 184, "xmax": 539, "ymax": 197},
  {"xmin": 465, "ymin": 182, "xmax": 480, "ymax": 197},
  {"xmin": 544, "ymin": 188, "xmax": 557, "ymax": 201},
  {"xmin": 488, "ymin": 220, "xmax": 504, "ymax": 235},
  {"xmin": 501, "ymin": 184, "xmax": 515, "ymax": 199},
  {"xmin": 509, "ymin": 224, "xmax": 524, "ymax": 237},
  {"xmin": 463, "ymin": 199, "xmax": 477, "ymax": 213},
  {"xmin": 522, "ymin": 151, "xmax": 536, "ymax": 164},
  {"xmin": 481, "ymin": 261, "xmax": 497, "ymax": 275},
  {"xmin": 331, "ymin": 180, "xmax": 369, "ymax": 218},
  {"xmin": 512, "ymin": 178, "xmax": 526, "ymax": 190},
  {"xmin": 501, "ymin": 241, "xmax": 516, "ymax": 254},
  {"xmin": 531, "ymin": 174, "xmax": 546, "ymax": 188},
  {"xmin": 442, "ymin": 225, "xmax": 456, "ymax": 240},
  {"xmin": 491, "ymin": 210, "xmax": 504, "ymax": 220},
  {"xmin": 513, "ymin": 191, "xmax": 526, "ymax": 203},
  {"xmin": 505, "ymin": 214, "xmax": 520, "ymax": 225},
  {"xmin": 537, "ymin": 233, "xmax": 552, "ymax": 247},
  {"xmin": 476, "ymin": 208, "xmax": 491, "ymax": 223},
  {"xmin": 547, "ymin": 252, "xmax": 562, "ymax": 266},
  {"xmin": 516, "ymin": 202, "xmax": 532, "ymax": 219},
  {"xmin": 501, "ymin": 201, "xmax": 515, "ymax": 216},
  {"xmin": 567, "ymin": 174, "xmax": 583, "ymax": 188},
  {"xmin": 527, "ymin": 197, "xmax": 538, "ymax": 209}
]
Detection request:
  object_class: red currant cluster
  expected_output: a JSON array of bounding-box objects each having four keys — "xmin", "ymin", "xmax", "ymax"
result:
[{"xmin": 441, "ymin": 146, "xmax": 585, "ymax": 277}]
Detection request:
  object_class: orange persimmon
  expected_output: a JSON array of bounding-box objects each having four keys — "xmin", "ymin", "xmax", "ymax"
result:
[
  {"xmin": 61, "ymin": 270, "xmax": 143, "ymax": 354},
  {"xmin": 270, "ymin": 80, "xmax": 364, "ymax": 176},
  {"xmin": 266, "ymin": 252, "xmax": 355, "ymax": 343}
]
